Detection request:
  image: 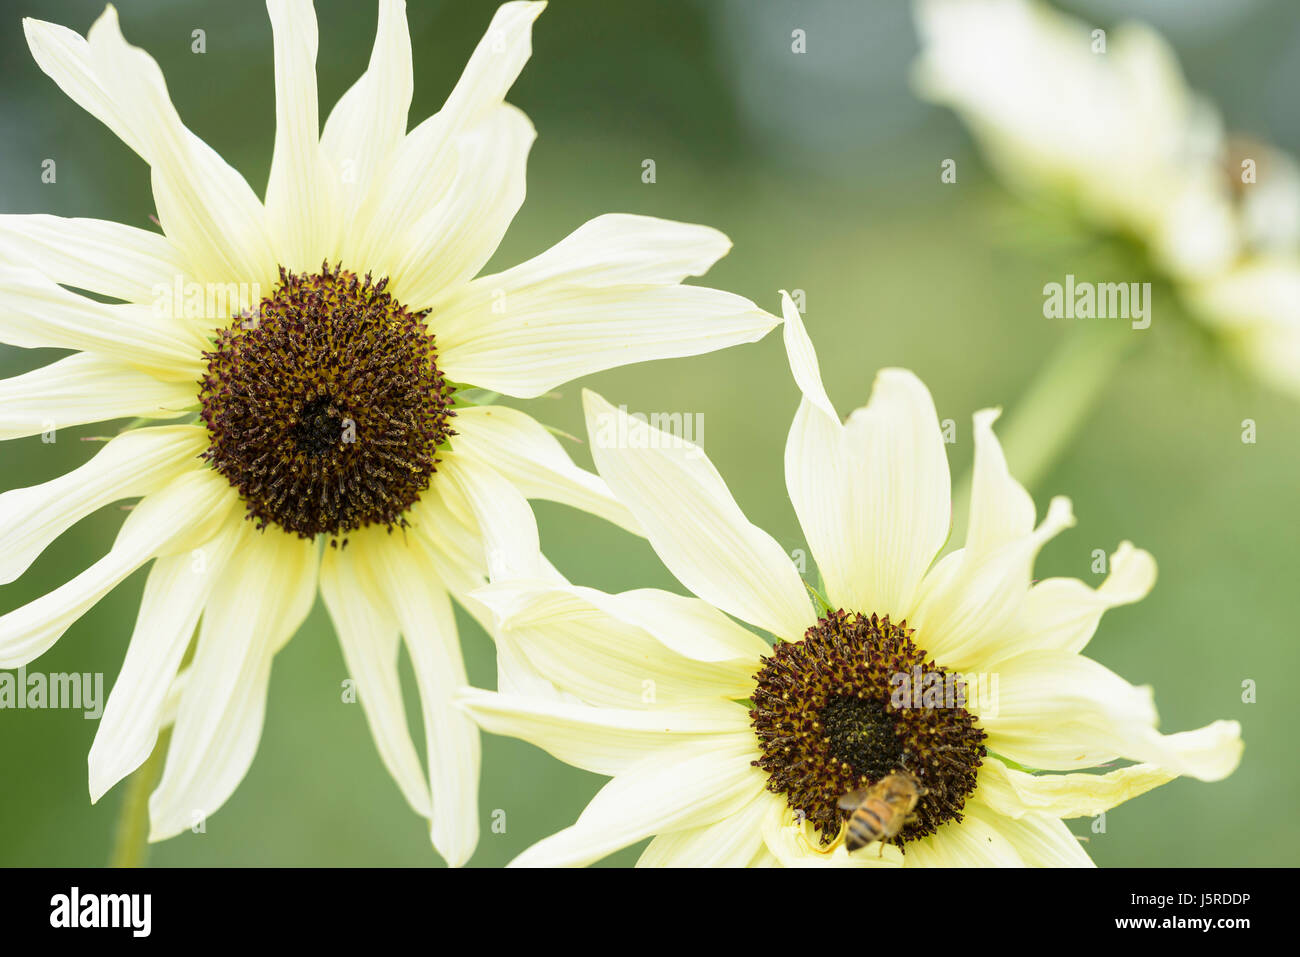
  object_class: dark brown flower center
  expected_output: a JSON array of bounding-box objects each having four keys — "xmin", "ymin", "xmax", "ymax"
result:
[
  {"xmin": 750, "ymin": 610, "xmax": 986, "ymax": 849},
  {"xmin": 199, "ymin": 262, "xmax": 454, "ymax": 543}
]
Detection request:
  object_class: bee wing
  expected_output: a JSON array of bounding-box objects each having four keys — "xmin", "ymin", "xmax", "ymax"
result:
[{"xmin": 837, "ymin": 789, "xmax": 870, "ymax": 810}]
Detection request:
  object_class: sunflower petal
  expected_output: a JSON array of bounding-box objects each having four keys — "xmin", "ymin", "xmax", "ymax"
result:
[
  {"xmin": 902, "ymin": 803, "xmax": 1027, "ymax": 867},
  {"xmin": 148, "ymin": 525, "xmax": 318, "ymax": 841},
  {"xmin": 354, "ymin": 1, "xmax": 544, "ymax": 286},
  {"xmin": 469, "ymin": 579, "xmax": 759, "ymax": 708},
  {"xmin": 0, "ymin": 354, "xmax": 195, "ymax": 441},
  {"xmin": 0, "ymin": 266, "xmax": 205, "ymax": 379},
  {"xmin": 359, "ymin": 529, "xmax": 482, "ymax": 868},
  {"xmin": 582, "ymin": 390, "xmax": 813, "ymax": 641},
  {"xmin": 509, "ymin": 736, "xmax": 765, "ymax": 868},
  {"xmin": 264, "ymin": 0, "xmax": 339, "ymax": 270},
  {"xmin": 435, "ymin": 222, "xmax": 775, "ymax": 397},
  {"xmin": 450, "ymin": 405, "xmax": 638, "ymax": 534},
  {"xmin": 0, "ymin": 469, "xmax": 235, "ymax": 669},
  {"xmin": 977, "ymin": 757, "xmax": 1177, "ymax": 820},
  {"xmin": 638, "ymin": 791, "xmax": 771, "ymax": 867},
  {"xmin": 320, "ymin": 537, "xmax": 433, "ymax": 820},
  {"xmin": 912, "ymin": 496, "xmax": 1075, "ymax": 671},
  {"xmin": 0, "ymin": 214, "xmax": 189, "ymax": 304},
  {"xmin": 980, "ymin": 649, "xmax": 1244, "ymax": 780},
  {"xmin": 78, "ymin": 7, "xmax": 277, "ymax": 286},
  {"xmin": 88, "ymin": 514, "xmax": 242, "ymax": 802},
  {"xmin": 458, "ymin": 688, "xmax": 749, "ymax": 776},
  {"xmin": 320, "ymin": 0, "xmax": 412, "ymax": 241},
  {"xmin": 385, "ymin": 106, "xmax": 534, "ymax": 308},
  {"xmin": 0, "ymin": 425, "xmax": 206, "ymax": 584}
]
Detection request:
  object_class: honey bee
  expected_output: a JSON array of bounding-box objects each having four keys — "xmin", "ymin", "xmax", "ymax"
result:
[{"xmin": 838, "ymin": 772, "xmax": 923, "ymax": 853}]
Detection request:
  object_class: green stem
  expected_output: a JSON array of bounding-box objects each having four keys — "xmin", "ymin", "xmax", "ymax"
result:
[
  {"xmin": 949, "ymin": 325, "xmax": 1138, "ymax": 546},
  {"xmin": 109, "ymin": 729, "xmax": 170, "ymax": 868}
]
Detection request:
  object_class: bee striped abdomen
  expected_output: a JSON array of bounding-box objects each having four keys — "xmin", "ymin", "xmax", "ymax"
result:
[
  {"xmin": 846, "ymin": 801, "xmax": 891, "ymax": 849},
  {"xmin": 839, "ymin": 772, "xmax": 922, "ymax": 852}
]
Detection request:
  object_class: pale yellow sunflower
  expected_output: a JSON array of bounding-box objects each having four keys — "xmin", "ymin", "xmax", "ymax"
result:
[
  {"xmin": 458, "ymin": 292, "xmax": 1243, "ymax": 866},
  {"xmin": 0, "ymin": 1, "xmax": 777, "ymax": 863}
]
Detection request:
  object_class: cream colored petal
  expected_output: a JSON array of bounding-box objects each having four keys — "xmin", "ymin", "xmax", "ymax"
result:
[
  {"xmin": 357, "ymin": 528, "xmax": 482, "ymax": 868},
  {"xmin": 0, "ymin": 265, "xmax": 205, "ymax": 379},
  {"xmin": 384, "ymin": 105, "xmax": 534, "ymax": 308},
  {"xmin": 979, "ymin": 649, "xmax": 1244, "ymax": 780},
  {"xmin": 458, "ymin": 688, "xmax": 750, "ymax": 776},
  {"xmin": 1188, "ymin": 258, "xmax": 1300, "ymax": 397},
  {"xmin": 22, "ymin": 14, "xmax": 147, "ymax": 156},
  {"xmin": 436, "ymin": 452, "xmax": 544, "ymax": 581},
  {"xmin": 0, "ymin": 469, "xmax": 236, "ymax": 669},
  {"xmin": 470, "ymin": 580, "xmax": 759, "ymax": 709},
  {"xmin": 986, "ymin": 541, "xmax": 1157, "ymax": 663},
  {"xmin": 976, "ymin": 803, "xmax": 1095, "ymax": 867},
  {"xmin": 440, "ymin": 2, "xmax": 546, "ymax": 131},
  {"xmin": 450, "ymin": 405, "xmax": 639, "ymax": 534},
  {"xmin": 88, "ymin": 513, "xmax": 242, "ymax": 802},
  {"xmin": 759, "ymin": 794, "xmax": 906, "ymax": 868},
  {"xmin": 320, "ymin": 0, "xmax": 411, "ymax": 246},
  {"xmin": 785, "ymin": 400, "xmax": 853, "ymax": 596},
  {"xmin": 783, "ymin": 312, "xmax": 951, "ymax": 619},
  {"xmin": 69, "ymin": 8, "xmax": 276, "ymax": 288},
  {"xmin": 827, "ymin": 369, "xmax": 953, "ymax": 620},
  {"xmin": 458, "ymin": 525, "xmax": 768, "ymax": 672},
  {"xmin": 0, "ymin": 424, "xmax": 206, "ymax": 584},
  {"xmin": 159, "ymin": 668, "xmax": 188, "ymax": 729},
  {"xmin": 148, "ymin": 524, "xmax": 319, "ymax": 841},
  {"xmin": 976, "ymin": 756, "xmax": 1177, "ymax": 820},
  {"xmin": 0, "ymin": 353, "xmax": 195, "ymax": 441},
  {"xmin": 578, "ymin": 587, "xmax": 772, "ymax": 664},
  {"xmin": 638, "ymin": 791, "xmax": 770, "ymax": 867},
  {"xmin": 475, "ymin": 604, "xmax": 571, "ymax": 705},
  {"xmin": 781, "ymin": 297, "xmax": 965, "ymax": 633},
  {"xmin": 492, "ymin": 630, "xmax": 566, "ymax": 704},
  {"xmin": 582, "ymin": 390, "xmax": 813, "ymax": 641},
  {"xmin": 1001, "ymin": 815, "xmax": 1095, "ymax": 867},
  {"xmin": 350, "ymin": 2, "xmax": 543, "ymax": 277},
  {"xmin": 911, "ymin": 496, "xmax": 1075, "ymax": 671},
  {"xmin": 509, "ymin": 736, "xmax": 767, "ymax": 868},
  {"xmin": 436, "ymin": 509, "xmax": 574, "ymax": 712},
  {"xmin": 781, "ymin": 295, "xmax": 856, "ymax": 617},
  {"xmin": 902, "ymin": 803, "xmax": 1027, "ymax": 867},
  {"xmin": 436, "ymin": 275, "xmax": 776, "ymax": 400},
  {"xmin": 429, "ymin": 214, "xmax": 772, "ymax": 397},
  {"xmin": 1132, "ymin": 721, "xmax": 1244, "ymax": 782},
  {"xmin": 964, "ymin": 407, "xmax": 1036, "ymax": 555},
  {"xmin": 403, "ymin": 489, "xmax": 490, "ymax": 621},
  {"xmin": 911, "ymin": 0, "xmax": 1220, "ymax": 249},
  {"xmin": 404, "ymin": 485, "xmax": 567, "ymax": 704},
  {"xmin": 319, "ymin": 539, "xmax": 433, "ymax": 820},
  {"xmin": 0, "ymin": 214, "xmax": 189, "ymax": 305},
  {"xmin": 778, "ymin": 290, "xmax": 836, "ymax": 419},
  {"xmin": 264, "ymin": 0, "xmax": 339, "ymax": 271},
  {"xmin": 345, "ymin": 111, "xmax": 457, "ymax": 277},
  {"xmin": 479, "ymin": 213, "xmax": 735, "ymax": 290},
  {"xmin": 908, "ymin": 408, "xmax": 1074, "ymax": 666},
  {"xmin": 979, "ymin": 649, "xmax": 1152, "ymax": 768}
]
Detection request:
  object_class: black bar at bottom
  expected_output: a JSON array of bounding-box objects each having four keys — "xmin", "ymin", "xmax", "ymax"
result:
[{"xmin": 0, "ymin": 866, "xmax": 1278, "ymax": 941}]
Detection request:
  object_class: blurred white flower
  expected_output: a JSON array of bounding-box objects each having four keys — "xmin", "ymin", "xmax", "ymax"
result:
[
  {"xmin": 1187, "ymin": 256, "xmax": 1300, "ymax": 395},
  {"xmin": 458, "ymin": 293, "xmax": 1243, "ymax": 867},
  {"xmin": 0, "ymin": 0, "xmax": 776, "ymax": 863},
  {"xmin": 912, "ymin": 0, "xmax": 1300, "ymax": 395}
]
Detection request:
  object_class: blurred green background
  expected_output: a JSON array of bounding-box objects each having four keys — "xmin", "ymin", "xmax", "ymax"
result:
[{"xmin": 1, "ymin": 0, "xmax": 1296, "ymax": 867}]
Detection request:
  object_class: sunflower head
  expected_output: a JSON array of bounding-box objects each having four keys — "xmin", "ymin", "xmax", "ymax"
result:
[
  {"xmin": 750, "ymin": 610, "xmax": 987, "ymax": 847},
  {"xmin": 199, "ymin": 262, "xmax": 455, "ymax": 542}
]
